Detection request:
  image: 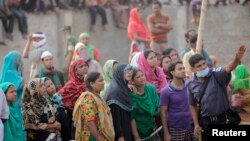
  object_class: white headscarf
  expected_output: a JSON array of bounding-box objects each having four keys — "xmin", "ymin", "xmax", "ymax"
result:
[
  {"xmin": 130, "ymin": 52, "xmax": 141, "ymax": 68},
  {"xmin": 75, "ymin": 42, "xmax": 85, "ymax": 51}
]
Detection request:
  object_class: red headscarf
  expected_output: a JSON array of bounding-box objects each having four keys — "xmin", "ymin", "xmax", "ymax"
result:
[
  {"xmin": 59, "ymin": 59, "xmax": 87, "ymax": 110},
  {"xmin": 137, "ymin": 52, "xmax": 168, "ymax": 94},
  {"xmin": 127, "ymin": 8, "xmax": 150, "ymax": 40}
]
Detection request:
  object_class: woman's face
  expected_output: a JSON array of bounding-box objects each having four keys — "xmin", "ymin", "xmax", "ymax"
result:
[
  {"xmin": 81, "ymin": 37, "xmax": 90, "ymax": 45},
  {"xmin": 76, "ymin": 63, "xmax": 89, "ymax": 76},
  {"xmin": 169, "ymin": 49, "xmax": 179, "ymax": 62},
  {"xmin": 44, "ymin": 79, "xmax": 56, "ymax": 96},
  {"xmin": 124, "ymin": 70, "xmax": 133, "ymax": 81},
  {"xmin": 39, "ymin": 83, "xmax": 46, "ymax": 97},
  {"xmin": 91, "ymin": 75, "xmax": 105, "ymax": 93},
  {"xmin": 6, "ymin": 85, "xmax": 17, "ymax": 103},
  {"xmin": 113, "ymin": 62, "xmax": 119, "ymax": 70},
  {"xmin": 146, "ymin": 52, "xmax": 158, "ymax": 68},
  {"xmin": 132, "ymin": 71, "xmax": 146, "ymax": 87},
  {"xmin": 162, "ymin": 57, "xmax": 171, "ymax": 73}
]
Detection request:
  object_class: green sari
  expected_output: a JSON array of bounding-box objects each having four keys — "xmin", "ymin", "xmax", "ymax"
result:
[
  {"xmin": 0, "ymin": 82, "xmax": 24, "ymax": 141},
  {"xmin": 233, "ymin": 64, "xmax": 250, "ymax": 93},
  {"xmin": 131, "ymin": 84, "xmax": 159, "ymax": 139}
]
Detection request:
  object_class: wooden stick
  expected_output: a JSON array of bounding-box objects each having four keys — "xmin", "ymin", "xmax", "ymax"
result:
[{"xmin": 196, "ymin": 0, "xmax": 208, "ymax": 54}]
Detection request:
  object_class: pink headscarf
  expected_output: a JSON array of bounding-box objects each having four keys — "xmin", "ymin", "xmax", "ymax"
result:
[
  {"xmin": 127, "ymin": 8, "xmax": 150, "ymax": 40},
  {"xmin": 138, "ymin": 52, "xmax": 168, "ymax": 94}
]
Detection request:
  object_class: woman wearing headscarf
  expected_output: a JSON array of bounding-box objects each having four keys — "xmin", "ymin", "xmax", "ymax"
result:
[
  {"xmin": 232, "ymin": 64, "xmax": 250, "ymax": 124},
  {"xmin": 137, "ymin": 50, "xmax": 167, "ymax": 94},
  {"xmin": 41, "ymin": 77, "xmax": 70, "ymax": 141},
  {"xmin": 0, "ymin": 51, "xmax": 25, "ymax": 139},
  {"xmin": 78, "ymin": 32, "xmax": 103, "ymax": 74},
  {"xmin": 0, "ymin": 83, "xmax": 24, "ymax": 141},
  {"xmin": 105, "ymin": 64, "xmax": 134, "ymax": 141},
  {"xmin": 73, "ymin": 72, "xmax": 115, "ymax": 141},
  {"xmin": 127, "ymin": 7, "xmax": 150, "ymax": 62},
  {"xmin": 130, "ymin": 68, "xmax": 159, "ymax": 140},
  {"xmin": 100, "ymin": 59, "xmax": 119, "ymax": 98},
  {"xmin": 22, "ymin": 78, "xmax": 61, "ymax": 141},
  {"xmin": 58, "ymin": 59, "xmax": 89, "ymax": 138}
]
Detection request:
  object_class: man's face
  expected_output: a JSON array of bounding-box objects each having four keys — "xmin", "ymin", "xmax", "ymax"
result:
[
  {"xmin": 171, "ymin": 63, "xmax": 186, "ymax": 79},
  {"xmin": 152, "ymin": 4, "xmax": 161, "ymax": 14},
  {"xmin": 63, "ymin": 29, "xmax": 70, "ymax": 36},
  {"xmin": 32, "ymin": 37, "xmax": 44, "ymax": 42},
  {"xmin": 42, "ymin": 56, "xmax": 54, "ymax": 69},
  {"xmin": 192, "ymin": 59, "xmax": 207, "ymax": 73}
]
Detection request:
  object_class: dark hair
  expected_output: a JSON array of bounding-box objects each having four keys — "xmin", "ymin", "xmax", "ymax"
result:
[
  {"xmin": 85, "ymin": 72, "xmax": 101, "ymax": 91},
  {"xmin": 152, "ymin": 0, "xmax": 162, "ymax": 8},
  {"xmin": 185, "ymin": 29, "xmax": 196, "ymax": 42},
  {"xmin": 162, "ymin": 48, "xmax": 174, "ymax": 56},
  {"xmin": 168, "ymin": 61, "xmax": 183, "ymax": 79},
  {"xmin": 189, "ymin": 54, "xmax": 205, "ymax": 68},
  {"xmin": 131, "ymin": 67, "xmax": 143, "ymax": 80},
  {"xmin": 190, "ymin": 34, "xmax": 198, "ymax": 44},
  {"xmin": 144, "ymin": 49, "xmax": 156, "ymax": 59},
  {"xmin": 160, "ymin": 55, "xmax": 171, "ymax": 67}
]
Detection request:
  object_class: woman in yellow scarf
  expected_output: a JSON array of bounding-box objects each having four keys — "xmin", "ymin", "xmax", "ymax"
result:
[{"xmin": 73, "ymin": 72, "xmax": 115, "ymax": 141}]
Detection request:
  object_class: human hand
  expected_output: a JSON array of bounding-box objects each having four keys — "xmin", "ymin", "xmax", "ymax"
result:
[
  {"xmin": 155, "ymin": 23, "xmax": 161, "ymax": 28},
  {"xmin": 235, "ymin": 45, "xmax": 246, "ymax": 60},
  {"xmin": 164, "ymin": 133, "xmax": 171, "ymax": 141},
  {"xmin": 194, "ymin": 125, "xmax": 203, "ymax": 138},
  {"xmin": 53, "ymin": 122, "xmax": 61, "ymax": 131},
  {"xmin": 27, "ymin": 34, "xmax": 33, "ymax": 42},
  {"xmin": 118, "ymin": 137, "xmax": 125, "ymax": 141}
]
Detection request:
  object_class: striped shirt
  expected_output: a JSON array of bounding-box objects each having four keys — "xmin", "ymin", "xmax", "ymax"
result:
[{"xmin": 147, "ymin": 14, "xmax": 170, "ymax": 43}]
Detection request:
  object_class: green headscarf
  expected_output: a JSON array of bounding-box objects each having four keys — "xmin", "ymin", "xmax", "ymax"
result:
[
  {"xmin": 233, "ymin": 64, "xmax": 250, "ymax": 93},
  {"xmin": 100, "ymin": 60, "xmax": 118, "ymax": 98},
  {"xmin": 0, "ymin": 82, "xmax": 24, "ymax": 141},
  {"xmin": 131, "ymin": 84, "xmax": 159, "ymax": 138},
  {"xmin": 79, "ymin": 32, "xmax": 95, "ymax": 59}
]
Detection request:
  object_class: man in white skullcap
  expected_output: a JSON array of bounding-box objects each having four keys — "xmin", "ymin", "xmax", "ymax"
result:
[
  {"xmin": 22, "ymin": 32, "xmax": 50, "ymax": 78},
  {"xmin": 38, "ymin": 51, "xmax": 65, "ymax": 91}
]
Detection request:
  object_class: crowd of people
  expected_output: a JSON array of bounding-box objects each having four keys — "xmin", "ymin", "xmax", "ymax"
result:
[
  {"xmin": 0, "ymin": 0, "xmax": 249, "ymax": 141},
  {"xmin": 1, "ymin": 0, "xmax": 249, "ymax": 42}
]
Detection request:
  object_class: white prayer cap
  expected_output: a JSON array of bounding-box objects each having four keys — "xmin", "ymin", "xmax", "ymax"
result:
[
  {"xmin": 41, "ymin": 51, "xmax": 53, "ymax": 59},
  {"xmin": 75, "ymin": 42, "xmax": 85, "ymax": 51}
]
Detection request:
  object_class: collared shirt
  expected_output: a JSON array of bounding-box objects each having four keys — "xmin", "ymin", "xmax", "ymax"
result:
[{"xmin": 187, "ymin": 67, "xmax": 231, "ymax": 117}]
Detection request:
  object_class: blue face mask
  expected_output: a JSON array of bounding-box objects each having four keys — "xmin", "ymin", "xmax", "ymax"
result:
[{"xmin": 196, "ymin": 67, "xmax": 210, "ymax": 77}]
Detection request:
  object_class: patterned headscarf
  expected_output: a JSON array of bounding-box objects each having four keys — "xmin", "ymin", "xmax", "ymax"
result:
[
  {"xmin": 22, "ymin": 78, "xmax": 56, "ymax": 130},
  {"xmin": 59, "ymin": 59, "xmax": 87, "ymax": 110}
]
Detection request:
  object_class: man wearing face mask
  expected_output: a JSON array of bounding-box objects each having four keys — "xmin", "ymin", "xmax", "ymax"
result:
[
  {"xmin": 22, "ymin": 32, "xmax": 49, "ymax": 78},
  {"xmin": 38, "ymin": 51, "xmax": 65, "ymax": 91},
  {"xmin": 187, "ymin": 45, "xmax": 246, "ymax": 141}
]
